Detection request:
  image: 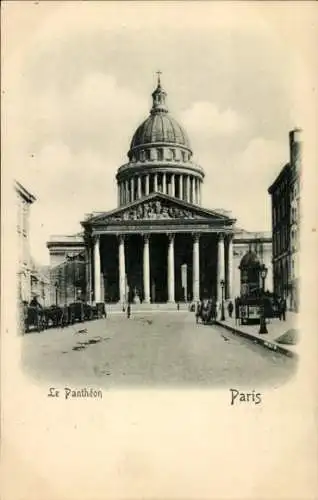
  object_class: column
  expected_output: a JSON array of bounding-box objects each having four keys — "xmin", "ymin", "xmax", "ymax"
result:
[
  {"xmin": 217, "ymin": 233, "xmax": 225, "ymax": 302},
  {"xmin": 143, "ymin": 234, "xmax": 150, "ymax": 303},
  {"xmin": 194, "ymin": 179, "xmax": 198, "ymax": 204},
  {"xmin": 186, "ymin": 175, "xmax": 190, "ymax": 202},
  {"xmin": 117, "ymin": 183, "xmax": 120, "ymax": 206},
  {"xmin": 167, "ymin": 234, "xmax": 175, "ymax": 303},
  {"xmin": 162, "ymin": 172, "xmax": 167, "ymax": 194},
  {"xmin": 86, "ymin": 242, "xmax": 92, "ymax": 303},
  {"xmin": 171, "ymin": 174, "xmax": 175, "ymax": 197},
  {"xmin": 93, "ymin": 235, "xmax": 101, "ymax": 303},
  {"xmin": 145, "ymin": 174, "xmax": 150, "ymax": 196},
  {"xmin": 137, "ymin": 176, "xmax": 142, "ymax": 199},
  {"xmin": 125, "ymin": 180, "xmax": 129, "ymax": 204},
  {"xmin": 154, "ymin": 173, "xmax": 158, "ymax": 192},
  {"xmin": 179, "ymin": 174, "xmax": 183, "ymax": 200},
  {"xmin": 226, "ymin": 235, "xmax": 233, "ymax": 299},
  {"xmin": 197, "ymin": 181, "xmax": 201, "ymax": 205},
  {"xmin": 130, "ymin": 177, "xmax": 135, "ymax": 202},
  {"xmin": 192, "ymin": 234, "xmax": 200, "ymax": 301},
  {"xmin": 122, "ymin": 182, "xmax": 125, "ymax": 205},
  {"xmin": 191, "ymin": 177, "xmax": 195, "ymax": 204},
  {"xmin": 100, "ymin": 272, "xmax": 105, "ymax": 303},
  {"xmin": 118, "ymin": 235, "xmax": 126, "ymax": 304}
]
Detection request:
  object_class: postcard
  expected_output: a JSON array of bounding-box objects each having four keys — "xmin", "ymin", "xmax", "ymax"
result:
[{"xmin": 1, "ymin": 2, "xmax": 317, "ymax": 499}]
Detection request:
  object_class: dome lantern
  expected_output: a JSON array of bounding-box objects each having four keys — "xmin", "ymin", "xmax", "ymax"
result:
[{"xmin": 151, "ymin": 71, "xmax": 168, "ymax": 115}]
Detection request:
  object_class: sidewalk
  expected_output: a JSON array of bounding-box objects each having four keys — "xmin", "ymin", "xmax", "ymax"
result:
[{"xmin": 215, "ymin": 311, "xmax": 299, "ymax": 358}]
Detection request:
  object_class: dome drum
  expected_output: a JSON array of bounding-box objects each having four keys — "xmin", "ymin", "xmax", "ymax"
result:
[
  {"xmin": 128, "ymin": 144, "xmax": 192, "ymax": 163},
  {"xmin": 117, "ymin": 170, "xmax": 203, "ymax": 205}
]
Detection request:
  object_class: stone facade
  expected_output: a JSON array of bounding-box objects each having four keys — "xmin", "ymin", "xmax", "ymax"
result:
[
  {"xmin": 15, "ymin": 181, "xmax": 36, "ymax": 303},
  {"xmin": 268, "ymin": 128, "xmax": 302, "ymax": 311},
  {"xmin": 289, "ymin": 129, "xmax": 301, "ymax": 311},
  {"xmin": 47, "ymin": 235, "xmax": 86, "ymax": 305}
]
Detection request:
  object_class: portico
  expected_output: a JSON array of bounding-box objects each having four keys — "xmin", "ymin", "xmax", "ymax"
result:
[{"xmin": 83, "ymin": 194, "xmax": 235, "ymax": 304}]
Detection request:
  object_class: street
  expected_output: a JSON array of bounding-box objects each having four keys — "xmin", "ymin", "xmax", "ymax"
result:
[{"xmin": 22, "ymin": 311, "xmax": 296, "ymax": 388}]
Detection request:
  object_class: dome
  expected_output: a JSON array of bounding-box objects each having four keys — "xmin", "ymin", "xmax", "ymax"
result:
[
  {"xmin": 239, "ymin": 251, "xmax": 260, "ymax": 269},
  {"xmin": 129, "ymin": 75, "xmax": 191, "ymax": 151},
  {"xmin": 116, "ymin": 75, "xmax": 205, "ymax": 208},
  {"xmin": 130, "ymin": 114, "xmax": 191, "ymax": 150}
]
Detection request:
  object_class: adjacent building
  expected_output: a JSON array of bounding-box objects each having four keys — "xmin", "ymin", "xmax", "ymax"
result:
[
  {"xmin": 268, "ymin": 128, "xmax": 302, "ymax": 311},
  {"xmin": 46, "ymin": 76, "xmax": 274, "ymax": 305},
  {"xmin": 46, "ymin": 234, "xmax": 86, "ymax": 305},
  {"xmin": 15, "ymin": 181, "xmax": 36, "ymax": 303},
  {"xmin": 233, "ymin": 230, "xmax": 273, "ymax": 297},
  {"xmin": 30, "ymin": 261, "xmax": 51, "ymax": 307},
  {"xmin": 289, "ymin": 129, "xmax": 301, "ymax": 311}
]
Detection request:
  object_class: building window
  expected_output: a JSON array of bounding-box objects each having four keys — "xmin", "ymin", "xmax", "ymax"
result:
[
  {"xmin": 146, "ymin": 149, "xmax": 151, "ymax": 161},
  {"xmin": 170, "ymin": 149, "xmax": 176, "ymax": 160},
  {"xmin": 140, "ymin": 150, "xmax": 145, "ymax": 162},
  {"xmin": 157, "ymin": 148, "xmax": 163, "ymax": 161}
]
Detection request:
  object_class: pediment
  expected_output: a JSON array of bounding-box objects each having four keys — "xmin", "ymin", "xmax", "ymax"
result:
[{"xmin": 86, "ymin": 194, "xmax": 233, "ymax": 225}]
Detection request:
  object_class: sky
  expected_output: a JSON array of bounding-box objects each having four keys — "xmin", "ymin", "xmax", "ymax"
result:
[{"xmin": 4, "ymin": 2, "xmax": 311, "ymax": 265}]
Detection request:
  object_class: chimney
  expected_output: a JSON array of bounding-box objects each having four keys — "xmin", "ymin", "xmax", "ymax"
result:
[{"xmin": 289, "ymin": 128, "xmax": 302, "ymax": 167}]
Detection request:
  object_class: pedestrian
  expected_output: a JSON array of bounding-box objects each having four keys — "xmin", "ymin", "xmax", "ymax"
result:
[
  {"xmin": 127, "ymin": 303, "xmax": 131, "ymax": 319},
  {"xmin": 212, "ymin": 298, "xmax": 217, "ymax": 322},
  {"xmin": 281, "ymin": 297, "xmax": 286, "ymax": 321},
  {"xmin": 227, "ymin": 300, "xmax": 234, "ymax": 319},
  {"xmin": 177, "ymin": 302, "xmax": 180, "ymax": 311},
  {"xmin": 195, "ymin": 301, "xmax": 200, "ymax": 324}
]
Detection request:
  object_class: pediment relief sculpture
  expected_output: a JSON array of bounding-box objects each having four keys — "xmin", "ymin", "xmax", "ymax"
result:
[{"xmin": 107, "ymin": 200, "xmax": 204, "ymax": 222}]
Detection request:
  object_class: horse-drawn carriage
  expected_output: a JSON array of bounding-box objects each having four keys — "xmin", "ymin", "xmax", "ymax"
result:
[
  {"xmin": 23, "ymin": 304, "xmax": 46, "ymax": 333},
  {"xmin": 22, "ymin": 299, "xmax": 107, "ymax": 334},
  {"xmin": 197, "ymin": 299, "xmax": 217, "ymax": 325},
  {"xmin": 42, "ymin": 305, "xmax": 69, "ymax": 328}
]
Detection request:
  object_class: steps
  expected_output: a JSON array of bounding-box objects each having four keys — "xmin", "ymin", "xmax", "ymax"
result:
[{"xmin": 105, "ymin": 302, "xmax": 190, "ymax": 313}]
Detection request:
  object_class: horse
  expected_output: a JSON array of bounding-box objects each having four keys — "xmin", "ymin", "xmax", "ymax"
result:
[
  {"xmin": 24, "ymin": 305, "xmax": 46, "ymax": 333},
  {"xmin": 43, "ymin": 305, "xmax": 65, "ymax": 329},
  {"xmin": 199, "ymin": 299, "xmax": 216, "ymax": 325}
]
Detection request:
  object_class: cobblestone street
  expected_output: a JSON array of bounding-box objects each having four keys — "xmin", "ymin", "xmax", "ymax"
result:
[{"xmin": 22, "ymin": 312, "xmax": 296, "ymax": 389}]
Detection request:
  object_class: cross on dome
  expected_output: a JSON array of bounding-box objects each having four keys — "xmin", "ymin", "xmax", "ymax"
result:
[{"xmin": 156, "ymin": 70, "xmax": 162, "ymax": 87}]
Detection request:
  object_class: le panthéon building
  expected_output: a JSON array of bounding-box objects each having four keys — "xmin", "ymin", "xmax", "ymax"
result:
[{"xmin": 47, "ymin": 77, "xmax": 273, "ymax": 305}]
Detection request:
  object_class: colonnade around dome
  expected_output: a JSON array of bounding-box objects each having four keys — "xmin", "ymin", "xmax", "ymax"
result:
[{"xmin": 117, "ymin": 171, "xmax": 202, "ymax": 206}]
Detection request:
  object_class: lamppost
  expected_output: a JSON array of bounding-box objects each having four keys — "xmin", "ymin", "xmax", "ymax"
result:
[
  {"xmin": 54, "ymin": 281, "xmax": 59, "ymax": 306},
  {"xmin": 220, "ymin": 279, "xmax": 225, "ymax": 321},
  {"xmin": 259, "ymin": 264, "xmax": 268, "ymax": 334}
]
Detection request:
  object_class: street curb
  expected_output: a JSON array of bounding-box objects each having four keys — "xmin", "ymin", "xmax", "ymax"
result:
[{"xmin": 215, "ymin": 321, "xmax": 298, "ymax": 359}]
